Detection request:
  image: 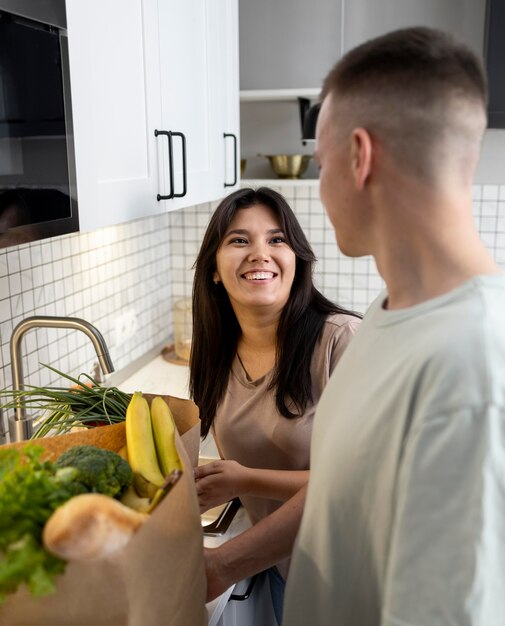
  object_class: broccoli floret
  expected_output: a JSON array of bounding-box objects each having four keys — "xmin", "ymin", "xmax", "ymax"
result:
[{"xmin": 55, "ymin": 445, "xmax": 133, "ymax": 498}]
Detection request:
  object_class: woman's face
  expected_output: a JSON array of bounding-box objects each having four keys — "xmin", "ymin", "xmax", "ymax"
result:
[{"xmin": 214, "ymin": 203, "xmax": 296, "ymax": 317}]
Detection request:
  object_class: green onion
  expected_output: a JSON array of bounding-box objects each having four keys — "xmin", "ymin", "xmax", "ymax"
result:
[{"xmin": 0, "ymin": 364, "xmax": 132, "ymax": 439}]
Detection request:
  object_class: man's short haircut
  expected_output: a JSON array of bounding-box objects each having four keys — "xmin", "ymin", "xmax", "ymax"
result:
[{"xmin": 321, "ymin": 27, "xmax": 488, "ymax": 181}]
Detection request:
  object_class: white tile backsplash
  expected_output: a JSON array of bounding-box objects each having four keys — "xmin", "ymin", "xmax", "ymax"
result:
[{"xmin": 2, "ymin": 182, "xmax": 505, "ymax": 438}]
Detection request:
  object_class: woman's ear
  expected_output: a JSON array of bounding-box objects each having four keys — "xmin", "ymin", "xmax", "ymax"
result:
[
  {"xmin": 213, "ymin": 271, "xmax": 221, "ymax": 285},
  {"xmin": 350, "ymin": 128, "xmax": 373, "ymax": 190}
]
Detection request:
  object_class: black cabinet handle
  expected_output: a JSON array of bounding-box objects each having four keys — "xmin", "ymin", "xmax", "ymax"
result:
[
  {"xmin": 171, "ymin": 131, "xmax": 187, "ymax": 198},
  {"xmin": 223, "ymin": 132, "xmax": 237, "ymax": 187},
  {"xmin": 155, "ymin": 129, "xmax": 174, "ymax": 200},
  {"xmin": 155, "ymin": 129, "xmax": 187, "ymax": 200}
]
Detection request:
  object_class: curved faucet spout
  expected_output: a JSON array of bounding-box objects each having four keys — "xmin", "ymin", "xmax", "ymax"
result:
[{"xmin": 9, "ymin": 316, "xmax": 114, "ymax": 441}]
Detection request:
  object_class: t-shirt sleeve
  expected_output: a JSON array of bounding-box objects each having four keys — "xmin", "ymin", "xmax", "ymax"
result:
[
  {"xmin": 381, "ymin": 404, "xmax": 505, "ymax": 626},
  {"xmin": 328, "ymin": 317, "xmax": 361, "ymax": 374}
]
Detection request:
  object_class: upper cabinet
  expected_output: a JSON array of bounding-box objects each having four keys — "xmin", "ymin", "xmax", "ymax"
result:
[
  {"xmin": 155, "ymin": 0, "xmax": 239, "ymax": 210},
  {"xmin": 239, "ymin": 0, "xmax": 485, "ymax": 93},
  {"xmin": 66, "ymin": 0, "xmax": 161, "ymax": 231},
  {"xmin": 217, "ymin": 0, "xmax": 241, "ymax": 191},
  {"xmin": 238, "ymin": 0, "xmax": 487, "ymax": 180},
  {"xmin": 66, "ymin": 0, "xmax": 239, "ymax": 232},
  {"xmin": 239, "ymin": 0, "xmax": 343, "ymax": 91},
  {"xmin": 343, "ymin": 0, "xmax": 486, "ymax": 58}
]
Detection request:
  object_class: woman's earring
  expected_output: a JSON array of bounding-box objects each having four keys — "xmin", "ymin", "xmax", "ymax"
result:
[{"xmin": 213, "ymin": 277, "xmax": 220, "ymax": 285}]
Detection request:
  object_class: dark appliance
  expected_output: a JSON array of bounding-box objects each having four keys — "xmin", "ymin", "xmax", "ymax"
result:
[
  {"xmin": 485, "ymin": 0, "xmax": 505, "ymax": 128},
  {"xmin": 0, "ymin": 0, "xmax": 78, "ymax": 249}
]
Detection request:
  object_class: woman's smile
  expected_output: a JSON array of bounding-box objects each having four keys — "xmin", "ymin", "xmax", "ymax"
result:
[{"xmin": 242, "ymin": 270, "xmax": 277, "ymax": 281}]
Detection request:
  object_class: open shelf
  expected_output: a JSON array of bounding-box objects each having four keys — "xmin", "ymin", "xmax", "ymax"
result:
[
  {"xmin": 241, "ymin": 178, "xmax": 319, "ymax": 186},
  {"xmin": 240, "ymin": 88, "xmax": 320, "ymax": 102}
]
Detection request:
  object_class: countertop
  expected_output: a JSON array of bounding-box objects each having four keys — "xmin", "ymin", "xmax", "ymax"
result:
[
  {"xmin": 116, "ymin": 354, "xmax": 191, "ymax": 400},
  {"xmin": 118, "ymin": 355, "xmax": 251, "ymax": 625}
]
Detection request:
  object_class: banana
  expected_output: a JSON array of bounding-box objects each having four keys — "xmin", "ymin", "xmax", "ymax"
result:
[
  {"xmin": 120, "ymin": 483, "xmax": 151, "ymax": 513},
  {"xmin": 132, "ymin": 472, "xmax": 158, "ymax": 499},
  {"xmin": 125, "ymin": 392, "xmax": 165, "ymax": 495},
  {"xmin": 150, "ymin": 396, "xmax": 184, "ymax": 477}
]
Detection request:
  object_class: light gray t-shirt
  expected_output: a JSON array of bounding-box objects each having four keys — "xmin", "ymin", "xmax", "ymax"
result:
[
  {"xmin": 212, "ymin": 313, "xmax": 360, "ymax": 578},
  {"xmin": 284, "ymin": 275, "xmax": 505, "ymax": 626}
]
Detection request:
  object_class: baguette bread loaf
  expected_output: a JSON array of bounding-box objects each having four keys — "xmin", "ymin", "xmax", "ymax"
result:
[{"xmin": 43, "ymin": 493, "xmax": 149, "ymax": 561}]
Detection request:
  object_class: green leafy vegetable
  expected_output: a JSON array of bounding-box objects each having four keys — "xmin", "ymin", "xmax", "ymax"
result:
[
  {"xmin": 0, "ymin": 535, "xmax": 65, "ymax": 602},
  {"xmin": 0, "ymin": 445, "xmax": 79, "ymax": 605},
  {"xmin": 0, "ymin": 444, "xmax": 134, "ymax": 605}
]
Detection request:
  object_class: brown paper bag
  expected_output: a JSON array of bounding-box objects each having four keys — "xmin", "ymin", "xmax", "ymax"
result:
[{"xmin": 0, "ymin": 395, "xmax": 207, "ymax": 626}]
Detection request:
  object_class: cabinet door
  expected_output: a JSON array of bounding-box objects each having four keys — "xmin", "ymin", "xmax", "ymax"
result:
[
  {"xmin": 224, "ymin": 0, "xmax": 240, "ymax": 191},
  {"xmin": 66, "ymin": 0, "xmax": 162, "ymax": 231},
  {"xmin": 239, "ymin": 0, "xmax": 343, "ymax": 91},
  {"xmin": 210, "ymin": 0, "xmax": 240, "ymax": 193},
  {"xmin": 156, "ymin": 0, "xmax": 221, "ymax": 210},
  {"xmin": 343, "ymin": 0, "xmax": 486, "ymax": 59}
]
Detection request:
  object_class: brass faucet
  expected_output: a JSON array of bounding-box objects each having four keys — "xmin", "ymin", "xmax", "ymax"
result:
[{"xmin": 9, "ymin": 316, "xmax": 114, "ymax": 442}]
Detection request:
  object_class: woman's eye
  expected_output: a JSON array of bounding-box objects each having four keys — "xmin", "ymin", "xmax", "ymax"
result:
[
  {"xmin": 270, "ymin": 236, "xmax": 286, "ymax": 244},
  {"xmin": 230, "ymin": 237, "xmax": 248, "ymax": 244}
]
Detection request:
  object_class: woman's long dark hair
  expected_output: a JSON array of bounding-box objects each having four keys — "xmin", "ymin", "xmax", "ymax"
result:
[{"xmin": 190, "ymin": 187, "xmax": 360, "ymax": 438}]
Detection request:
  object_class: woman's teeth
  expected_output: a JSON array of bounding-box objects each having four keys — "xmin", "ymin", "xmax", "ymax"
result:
[{"xmin": 244, "ymin": 272, "xmax": 274, "ymax": 280}]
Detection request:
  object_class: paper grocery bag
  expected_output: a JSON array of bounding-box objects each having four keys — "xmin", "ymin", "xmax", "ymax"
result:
[{"xmin": 0, "ymin": 395, "xmax": 207, "ymax": 626}]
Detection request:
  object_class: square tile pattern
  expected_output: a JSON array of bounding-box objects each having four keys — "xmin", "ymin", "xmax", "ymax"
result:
[{"xmin": 1, "ymin": 182, "xmax": 505, "ymax": 438}]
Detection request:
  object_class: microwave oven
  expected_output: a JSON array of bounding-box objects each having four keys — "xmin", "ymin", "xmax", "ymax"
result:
[{"xmin": 0, "ymin": 0, "xmax": 78, "ymax": 249}]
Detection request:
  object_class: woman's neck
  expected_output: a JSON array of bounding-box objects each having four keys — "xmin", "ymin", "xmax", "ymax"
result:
[{"xmin": 235, "ymin": 313, "xmax": 278, "ymax": 380}]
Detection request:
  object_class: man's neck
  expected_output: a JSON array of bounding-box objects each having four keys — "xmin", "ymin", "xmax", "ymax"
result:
[{"xmin": 371, "ymin": 184, "xmax": 501, "ymax": 309}]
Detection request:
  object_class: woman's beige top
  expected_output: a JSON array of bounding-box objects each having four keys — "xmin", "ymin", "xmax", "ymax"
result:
[{"xmin": 212, "ymin": 312, "xmax": 360, "ymax": 578}]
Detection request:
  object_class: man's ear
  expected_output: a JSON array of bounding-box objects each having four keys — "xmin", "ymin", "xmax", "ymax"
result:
[{"xmin": 350, "ymin": 128, "xmax": 372, "ymax": 190}]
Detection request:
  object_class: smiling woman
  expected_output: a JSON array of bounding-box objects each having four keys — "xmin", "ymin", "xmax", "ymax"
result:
[{"xmin": 189, "ymin": 186, "xmax": 361, "ymax": 623}]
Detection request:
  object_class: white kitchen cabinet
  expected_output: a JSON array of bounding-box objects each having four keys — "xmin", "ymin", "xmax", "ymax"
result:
[
  {"xmin": 166, "ymin": 0, "xmax": 240, "ymax": 204},
  {"xmin": 218, "ymin": 0, "xmax": 241, "ymax": 192},
  {"xmin": 66, "ymin": 0, "xmax": 239, "ymax": 231},
  {"xmin": 66, "ymin": 0, "xmax": 163, "ymax": 230},
  {"xmin": 156, "ymin": 0, "xmax": 217, "ymax": 209}
]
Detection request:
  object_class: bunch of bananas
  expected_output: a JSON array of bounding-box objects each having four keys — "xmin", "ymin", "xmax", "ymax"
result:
[{"xmin": 121, "ymin": 392, "xmax": 183, "ymax": 513}]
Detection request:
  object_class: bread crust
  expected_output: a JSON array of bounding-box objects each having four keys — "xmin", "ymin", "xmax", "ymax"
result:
[{"xmin": 43, "ymin": 493, "xmax": 149, "ymax": 561}]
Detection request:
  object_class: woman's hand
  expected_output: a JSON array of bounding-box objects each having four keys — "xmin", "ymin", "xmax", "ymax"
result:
[{"xmin": 194, "ymin": 459, "xmax": 249, "ymax": 513}]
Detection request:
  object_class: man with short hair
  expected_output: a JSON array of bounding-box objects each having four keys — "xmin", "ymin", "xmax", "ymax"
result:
[{"xmin": 283, "ymin": 27, "xmax": 505, "ymax": 626}]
